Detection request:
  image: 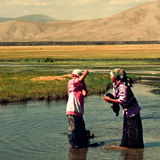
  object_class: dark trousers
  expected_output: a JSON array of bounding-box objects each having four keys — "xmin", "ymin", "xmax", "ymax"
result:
[{"xmin": 67, "ymin": 115, "xmax": 88, "ymax": 148}]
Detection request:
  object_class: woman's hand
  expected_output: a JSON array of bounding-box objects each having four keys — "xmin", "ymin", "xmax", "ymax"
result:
[
  {"xmin": 103, "ymin": 95, "xmax": 110, "ymax": 103},
  {"xmin": 84, "ymin": 70, "xmax": 89, "ymax": 75},
  {"xmin": 103, "ymin": 95, "xmax": 121, "ymax": 105},
  {"xmin": 79, "ymin": 70, "xmax": 89, "ymax": 82}
]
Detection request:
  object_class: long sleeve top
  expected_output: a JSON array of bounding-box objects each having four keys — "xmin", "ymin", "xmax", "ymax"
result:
[
  {"xmin": 113, "ymin": 81, "xmax": 141, "ymax": 118},
  {"xmin": 66, "ymin": 78, "xmax": 84, "ymax": 117}
]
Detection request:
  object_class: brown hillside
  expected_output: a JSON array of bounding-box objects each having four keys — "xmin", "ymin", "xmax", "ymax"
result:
[{"xmin": 0, "ymin": 0, "xmax": 160, "ymax": 42}]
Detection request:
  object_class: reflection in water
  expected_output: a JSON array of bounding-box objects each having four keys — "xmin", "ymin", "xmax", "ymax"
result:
[
  {"xmin": 0, "ymin": 100, "xmax": 28, "ymax": 107},
  {"xmin": 68, "ymin": 148, "xmax": 88, "ymax": 160},
  {"xmin": 120, "ymin": 148, "xmax": 144, "ymax": 160}
]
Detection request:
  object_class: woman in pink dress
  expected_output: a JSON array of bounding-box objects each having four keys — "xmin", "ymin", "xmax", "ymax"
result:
[{"xmin": 66, "ymin": 69, "xmax": 89, "ymax": 148}]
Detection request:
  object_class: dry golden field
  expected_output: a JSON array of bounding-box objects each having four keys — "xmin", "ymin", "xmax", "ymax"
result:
[{"xmin": 0, "ymin": 44, "xmax": 160, "ymax": 60}]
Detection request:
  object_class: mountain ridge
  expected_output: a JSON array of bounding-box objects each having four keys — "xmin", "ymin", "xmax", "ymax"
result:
[
  {"xmin": 0, "ymin": 1, "xmax": 160, "ymax": 42},
  {"xmin": 0, "ymin": 14, "xmax": 57, "ymax": 23}
]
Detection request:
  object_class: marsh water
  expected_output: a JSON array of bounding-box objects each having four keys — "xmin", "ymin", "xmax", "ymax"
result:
[{"xmin": 0, "ymin": 83, "xmax": 160, "ymax": 160}]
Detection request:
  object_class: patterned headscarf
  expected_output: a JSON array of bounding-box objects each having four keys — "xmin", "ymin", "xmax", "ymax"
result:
[
  {"xmin": 110, "ymin": 68, "xmax": 134, "ymax": 87},
  {"xmin": 110, "ymin": 68, "xmax": 126, "ymax": 80}
]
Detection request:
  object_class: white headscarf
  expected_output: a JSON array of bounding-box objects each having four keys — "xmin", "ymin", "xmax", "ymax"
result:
[{"xmin": 72, "ymin": 69, "xmax": 82, "ymax": 77}]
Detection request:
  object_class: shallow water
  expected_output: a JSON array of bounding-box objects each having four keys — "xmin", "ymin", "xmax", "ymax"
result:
[{"xmin": 0, "ymin": 83, "xmax": 160, "ymax": 160}]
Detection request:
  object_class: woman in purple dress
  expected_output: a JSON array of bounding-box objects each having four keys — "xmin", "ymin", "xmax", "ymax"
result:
[{"xmin": 103, "ymin": 68, "xmax": 144, "ymax": 148}]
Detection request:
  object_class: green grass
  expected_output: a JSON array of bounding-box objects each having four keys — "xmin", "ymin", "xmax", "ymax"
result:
[
  {"xmin": 0, "ymin": 57, "xmax": 160, "ymax": 72},
  {"xmin": 0, "ymin": 67, "xmax": 140, "ymax": 103},
  {"xmin": 0, "ymin": 71, "xmax": 117, "ymax": 103},
  {"xmin": 0, "ymin": 45, "xmax": 159, "ymax": 103}
]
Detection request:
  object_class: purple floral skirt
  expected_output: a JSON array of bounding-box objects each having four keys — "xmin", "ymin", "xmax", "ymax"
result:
[{"xmin": 120, "ymin": 113, "xmax": 144, "ymax": 148}]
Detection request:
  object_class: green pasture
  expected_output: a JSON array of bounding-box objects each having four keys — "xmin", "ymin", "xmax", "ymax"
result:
[
  {"xmin": 0, "ymin": 71, "xmax": 114, "ymax": 103},
  {"xmin": 0, "ymin": 62, "xmax": 140, "ymax": 103},
  {"xmin": 0, "ymin": 45, "xmax": 159, "ymax": 103},
  {"xmin": 0, "ymin": 45, "xmax": 160, "ymax": 71}
]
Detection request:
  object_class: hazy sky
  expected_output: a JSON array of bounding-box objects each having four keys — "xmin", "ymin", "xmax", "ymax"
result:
[{"xmin": 0, "ymin": 0, "xmax": 154, "ymax": 20}]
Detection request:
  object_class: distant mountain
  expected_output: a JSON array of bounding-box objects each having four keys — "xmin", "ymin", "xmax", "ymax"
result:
[
  {"xmin": 0, "ymin": 1, "xmax": 160, "ymax": 42},
  {"xmin": 0, "ymin": 14, "xmax": 57, "ymax": 23},
  {"xmin": 0, "ymin": 18, "xmax": 13, "ymax": 23}
]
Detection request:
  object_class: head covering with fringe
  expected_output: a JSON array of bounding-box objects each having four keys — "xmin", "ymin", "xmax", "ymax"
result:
[{"xmin": 110, "ymin": 68, "xmax": 134, "ymax": 87}]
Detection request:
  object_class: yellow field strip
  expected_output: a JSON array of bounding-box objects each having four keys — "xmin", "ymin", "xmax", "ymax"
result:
[{"xmin": 0, "ymin": 44, "xmax": 160, "ymax": 59}]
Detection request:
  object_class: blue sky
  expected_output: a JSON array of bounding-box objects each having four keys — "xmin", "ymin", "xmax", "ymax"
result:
[{"xmin": 0, "ymin": 0, "xmax": 154, "ymax": 20}]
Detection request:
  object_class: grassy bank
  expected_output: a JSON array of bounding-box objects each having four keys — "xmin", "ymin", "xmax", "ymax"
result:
[
  {"xmin": 0, "ymin": 44, "xmax": 159, "ymax": 103},
  {"xmin": 0, "ymin": 69, "xmax": 140, "ymax": 103},
  {"xmin": 0, "ymin": 71, "xmax": 113, "ymax": 103}
]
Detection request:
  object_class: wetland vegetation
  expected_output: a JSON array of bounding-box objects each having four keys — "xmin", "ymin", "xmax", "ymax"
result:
[{"xmin": 0, "ymin": 44, "xmax": 159, "ymax": 103}]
